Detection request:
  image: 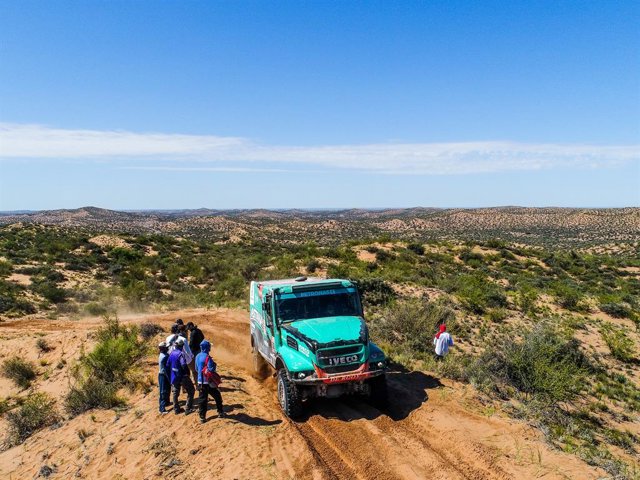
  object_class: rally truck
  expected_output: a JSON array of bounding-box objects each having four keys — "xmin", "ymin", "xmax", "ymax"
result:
[{"xmin": 249, "ymin": 276, "xmax": 388, "ymax": 418}]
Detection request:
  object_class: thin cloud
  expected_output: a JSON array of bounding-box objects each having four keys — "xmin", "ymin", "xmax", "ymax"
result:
[
  {"xmin": 121, "ymin": 166, "xmax": 296, "ymax": 173},
  {"xmin": 0, "ymin": 123, "xmax": 243, "ymax": 157},
  {"xmin": 1, "ymin": 122, "xmax": 638, "ymax": 175}
]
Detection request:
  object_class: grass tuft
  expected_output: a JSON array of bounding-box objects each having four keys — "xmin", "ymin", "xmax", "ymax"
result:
[
  {"xmin": 600, "ymin": 323, "xmax": 636, "ymax": 363},
  {"xmin": 1, "ymin": 357, "xmax": 37, "ymax": 389}
]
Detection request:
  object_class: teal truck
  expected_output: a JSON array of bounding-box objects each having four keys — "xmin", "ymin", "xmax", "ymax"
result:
[{"xmin": 249, "ymin": 276, "xmax": 388, "ymax": 418}]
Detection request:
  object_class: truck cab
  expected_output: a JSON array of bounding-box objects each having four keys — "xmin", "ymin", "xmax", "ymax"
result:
[{"xmin": 249, "ymin": 277, "xmax": 388, "ymax": 418}]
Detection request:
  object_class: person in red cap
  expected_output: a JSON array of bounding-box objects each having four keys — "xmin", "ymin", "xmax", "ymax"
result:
[{"xmin": 433, "ymin": 324, "xmax": 454, "ymax": 361}]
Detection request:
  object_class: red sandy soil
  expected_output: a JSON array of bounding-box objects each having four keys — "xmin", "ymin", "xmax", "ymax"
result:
[{"xmin": 0, "ymin": 309, "xmax": 605, "ymax": 479}]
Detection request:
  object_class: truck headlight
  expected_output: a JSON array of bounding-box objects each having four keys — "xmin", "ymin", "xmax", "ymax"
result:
[
  {"xmin": 297, "ymin": 372, "xmax": 306, "ymax": 379},
  {"xmin": 377, "ymin": 361, "xmax": 384, "ymax": 369}
]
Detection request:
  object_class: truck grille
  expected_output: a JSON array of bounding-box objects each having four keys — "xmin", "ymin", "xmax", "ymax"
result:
[
  {"xmin": 316, "ymin": 345, "xmax": 362, "ymax": 359},
  {"xmin": 316, "ymin": 344, "xmax": 364, "ymax": 370}
]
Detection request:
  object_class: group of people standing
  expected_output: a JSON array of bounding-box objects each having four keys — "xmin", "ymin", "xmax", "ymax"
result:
[{"xmin": 157, "ymin": 319, "xmax": 225, "ymax": 423}]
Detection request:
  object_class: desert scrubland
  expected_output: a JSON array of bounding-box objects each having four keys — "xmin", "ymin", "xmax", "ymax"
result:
[{"xmin": 0, "ymin": 207, "xmax": 638, "ymax": 479}]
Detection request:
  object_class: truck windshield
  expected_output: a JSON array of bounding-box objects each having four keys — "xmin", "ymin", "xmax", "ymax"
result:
[{"xmin": 275, "ymin": 288, "xmax": 362, "ymax": 323}]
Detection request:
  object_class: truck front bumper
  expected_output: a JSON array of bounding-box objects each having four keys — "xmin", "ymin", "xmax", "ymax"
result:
[{"xmin": 290, "ymin": 362, "xmax": 386, "ymax": 385}]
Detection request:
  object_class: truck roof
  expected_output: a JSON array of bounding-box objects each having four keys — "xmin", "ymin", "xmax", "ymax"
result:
[{"xmin": 255, "ymin": 277, "xmax": 354, "ymax": 293}]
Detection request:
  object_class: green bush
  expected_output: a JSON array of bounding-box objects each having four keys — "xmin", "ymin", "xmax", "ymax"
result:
[
  {"xmin": 459, "ymin": 248, "xmax": 484, "ymax": 267},
  {"xmin": 85, "ymin": 302, "xmax": 109, "ymax": 316},
  {"xmin": 32, "ymin": 281, "xmax": 67, "ymax": 304},
  {"xmin": 487, "ymin": 307, "xmax": 508, "ymax": 322},
  {"xmin": 372, "ymin": 298, "xmax": 456, "ymax": 355},
  {"xmin": 467, "ymin": 325, "xmax": 589, "ymax": 404},
  {"xmin": 306, "ymin": 259, "xmax": 321, "ymax": 273},
  {"xmin": 1, "ymin": 357, "xmax": 37, "ymax": 389},
  {"xmin": 552, "ymin": 281, "xmax": 586, "ymax": 312},
  {"xmin": 108, "ymin": 246, "xmax": 143, "ymax": 263},
  {"xmin": 64, "ymin": 315, "xmax": 146, "ymax": 416},
  {"xmin": 87, "ymin": 317, "xmax": 146, "ymax": 382},
  {"xmin": 452, "ymin": 274, "xmax": 507, "ymax": 314},
  {"xmin": 355, "ymin": 278, "xmax": 396, "ymax": 306},
  {"xmin": 5, "ymin": 392, "xmax": 59, "ymax": 446},
  {"xmin": 0, "ymin": 260, "xmax": 12, "ymax": 277},
  {"xmin": 0, "ymin": 280, "xmax": 36, "ymax": 316},
  {"xmin": 600, "ymin": 302, "xmax": 633, "ymax": 319},
  {"xmin": 375, "ymin": 249, "xmax": 394, "ymax": 263},
  {"xmin": 214, "ymin": 276, "xmax": 246, "ymax": 304},
  {"xmin": 84, "ymin": 336, "xmax": 144, "ymax": 384},
  {"xmin": 486, "ymin": 239, "xmax": 508, "ymax": 249},
  {"xmin": 516, "ymin": 283, "xmax": 539, "ymax": 315},
  {"xmin": 600, "ymin": 323, "xmax": 636, "ymax": 363},
  {"xmin": 406, "ymin": 243, "xmax": 425, "ymax": 255},
  {"xmin": 0, "ymin": 295, "xmax": 36, "ymax": 316}
]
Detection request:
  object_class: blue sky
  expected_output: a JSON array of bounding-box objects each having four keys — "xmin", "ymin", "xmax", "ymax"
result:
[{"xmin": 0, "ymin": 0, "xmax": 638, "ymax": 210}]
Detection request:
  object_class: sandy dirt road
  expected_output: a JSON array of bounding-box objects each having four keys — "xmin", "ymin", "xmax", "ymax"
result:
[{"xmin": 0, "ymin": 309, "xmax": 604, "ymax": 479}]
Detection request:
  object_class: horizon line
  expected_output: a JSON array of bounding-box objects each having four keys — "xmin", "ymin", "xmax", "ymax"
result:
[{"xmin": 1, "ymin": 205, "xmax": 639, "ymax": 214}]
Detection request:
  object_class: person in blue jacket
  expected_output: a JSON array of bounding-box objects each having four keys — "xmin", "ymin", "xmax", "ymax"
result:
[
  {"xmin": 167, "ymin": 337, "xmax": 195, "ymax": 415},
  {"xmin": 195, "ymin": 340, "xmax": 225, "ymax": 423}
]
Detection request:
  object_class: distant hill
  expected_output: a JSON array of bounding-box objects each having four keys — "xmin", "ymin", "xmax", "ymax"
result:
[{"xmin": 0, "ymin": 206, "xmax": 638, "ymax": 246}]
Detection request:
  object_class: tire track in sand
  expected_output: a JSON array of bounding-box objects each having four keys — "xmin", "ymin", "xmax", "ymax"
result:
[
  {"xmin": 307, "ymin": 399, "xmax": 467, "ymax": 480},
  {"xmin": 202, "ymin": 311, "xmax": 507, "ymax": 480}
]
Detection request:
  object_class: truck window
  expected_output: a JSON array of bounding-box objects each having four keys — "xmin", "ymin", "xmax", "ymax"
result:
[{"xmin": 275, "ymin": 288, "xmax": 362, "ymax": 323}]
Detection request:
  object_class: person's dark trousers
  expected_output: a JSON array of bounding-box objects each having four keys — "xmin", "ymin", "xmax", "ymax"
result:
[
  {"xmin": 198, "ymin": 383, "xmax": 224, "ymax": 420},
  {"xmin": 172, "ymin": 376, "xmax": 195, "ymax": 414},
  {"xmin": 158, "ymin": 373, "xmax": 170, "ymax": 412}
]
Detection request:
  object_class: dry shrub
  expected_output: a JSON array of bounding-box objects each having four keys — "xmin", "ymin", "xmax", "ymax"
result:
[
  {"xmin": 4, "ymin": 392, "xmax": 59, "ymax": 447},
  {"xmin": 140, "ymin": 322, "xmax": 164, "ymax": 341},
  {"xmin": 2, "ymin": 357, "xmax": 36, "ymax": 389},
  {"xmin": 64, "ymin": 378, "xmax": 124, "ymax": 416}
]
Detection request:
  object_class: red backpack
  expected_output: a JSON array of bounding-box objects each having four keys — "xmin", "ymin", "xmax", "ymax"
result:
[{"xmin": 202, "ymin": 355, "xmax": 222, "ymax": 387}]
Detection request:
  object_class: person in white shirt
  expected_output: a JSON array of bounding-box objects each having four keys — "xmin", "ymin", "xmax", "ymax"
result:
[
  {"xmin": 165, "ymin": 324, "xmax": 180, "ymax": 347},
  {"xmin": 166, "ymin": 324, "xmax": 193, "ymax": 363},
  {"xmin": 433, "ymin": 324, "xmax": 454, "ymax": 361}
]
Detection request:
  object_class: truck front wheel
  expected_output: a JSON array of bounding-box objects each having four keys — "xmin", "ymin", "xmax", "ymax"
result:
[{"xmin": 277, "ymin": 369, "xmax": 302, "ymax": 419}]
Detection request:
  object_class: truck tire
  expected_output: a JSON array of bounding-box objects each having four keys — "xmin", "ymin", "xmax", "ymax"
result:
[
  {"xmin": 252, "ymin": 340, "xmax": 268, "ymax": 379},
  {"xmin": 277, "ymin": 369, "xmax": 302, "ymax": 419},
  {"xmin": 368, "ymin": 374, "xmax": 388, "ymax": 409}
]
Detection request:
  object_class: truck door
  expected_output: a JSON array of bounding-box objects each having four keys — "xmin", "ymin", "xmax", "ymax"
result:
[
  {"xmin": 250, "ymin": 283, "xmax": 270, "ymax": 360},
  {"xmin": 262, "ymin": 295, "xmax": 276, "ymax": 363}
]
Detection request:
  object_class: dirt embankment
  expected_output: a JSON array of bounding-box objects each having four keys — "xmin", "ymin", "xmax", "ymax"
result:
[{"xmin": 0, "ymin": 309, "xmax": 604, "ymax": 479}]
